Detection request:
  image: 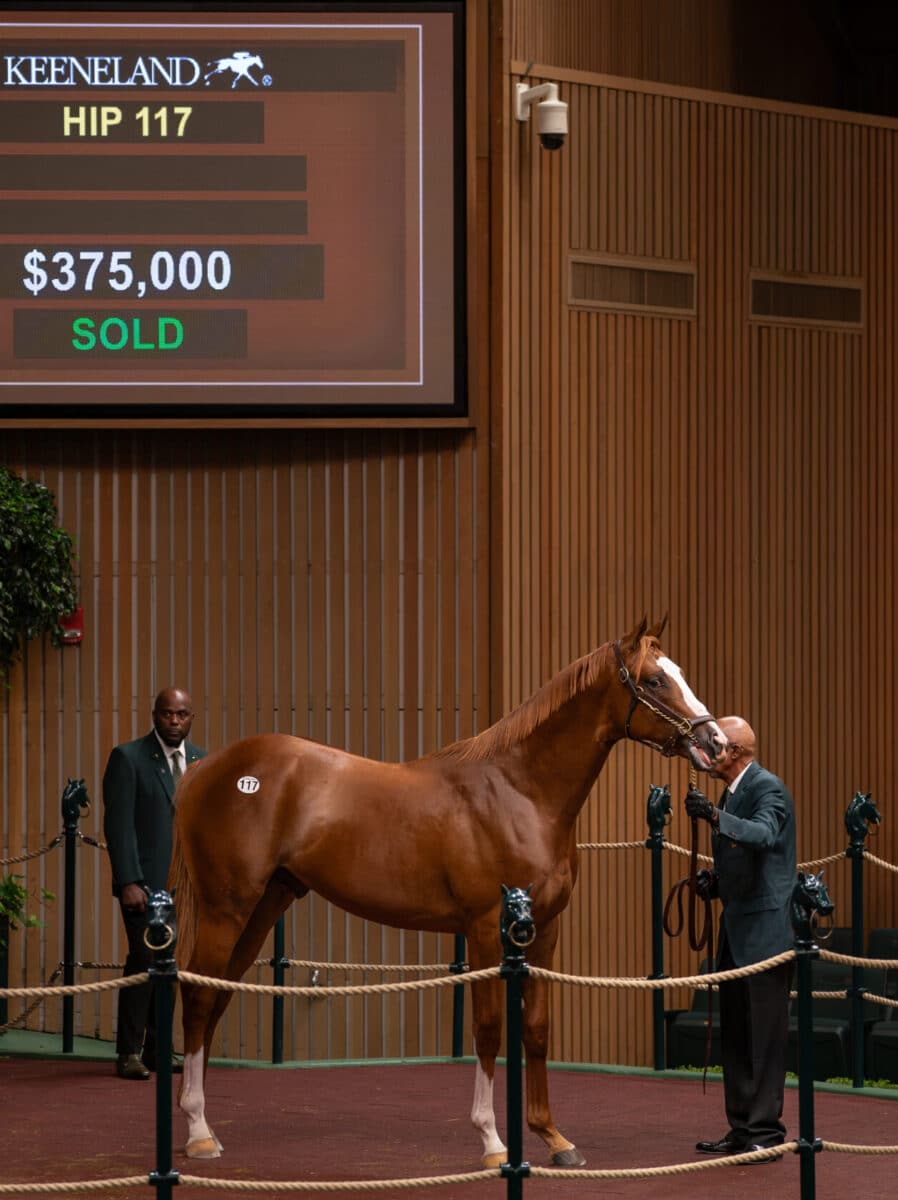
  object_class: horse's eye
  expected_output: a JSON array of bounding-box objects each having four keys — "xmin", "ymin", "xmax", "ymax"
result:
[{"xmin": 647, "ymin": 675, "xmax": 664, "ymax": 690}]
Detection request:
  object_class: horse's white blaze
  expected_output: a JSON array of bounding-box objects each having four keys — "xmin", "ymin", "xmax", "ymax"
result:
[
  {"xmin": 657, "ymin": 656, "xmax": 707, "ymax": 717},
  {"xmin": 180, "ymin": 1049, "xmax": 215, "ymax": 1146},
  {"xmin": 471, "ymin": 1062, "xmax": 506, "ymax": 1160}
]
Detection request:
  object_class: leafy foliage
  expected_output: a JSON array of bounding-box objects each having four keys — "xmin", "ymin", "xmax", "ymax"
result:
[
  {"xmin": 0, "ymin": 873, "xmax": 55, "ymax": 946},
  {"xmin": 0, "ymin": 466, "xmax": 77, "ymax": 678}
]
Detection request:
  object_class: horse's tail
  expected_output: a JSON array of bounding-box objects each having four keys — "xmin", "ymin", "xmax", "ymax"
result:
[{"xmin": 169, "ymin": 817, "xmax": 198, "ymax": 969}]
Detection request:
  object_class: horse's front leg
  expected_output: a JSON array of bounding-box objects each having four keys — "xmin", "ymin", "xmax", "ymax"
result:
[
  {"xmin": 178, "ymin": 980, "xmax": 222, "ymax": 1158},
  {"xmin": 467, "ymin": 929, "xmax": 507, "ymax": 1168},
  {"xmin": 522, "ymin": 918, "xmax": 586, "ymax": 1166}
]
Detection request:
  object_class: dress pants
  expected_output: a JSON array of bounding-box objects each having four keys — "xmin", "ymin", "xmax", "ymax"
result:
[
  {"xmin": 115, "ymin": 900, "xmax": 156, "ymax": 1060},
  {"xmin": 718, "ymin": 935, "xmax": 793, "ymax": 1147}
]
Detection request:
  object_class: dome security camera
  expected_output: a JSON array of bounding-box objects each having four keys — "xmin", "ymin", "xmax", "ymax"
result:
[{"xmin": 514, "ymin": 82, "xmax": 569, "ymax": 151}]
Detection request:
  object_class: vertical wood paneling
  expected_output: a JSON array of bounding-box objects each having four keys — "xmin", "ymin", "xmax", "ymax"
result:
[
  {"xmin": 504, "ymin": 66, "xmax": 898, "ymax": 1066},
  {"xmin": 1, "ymin": 429, "xmax": 483, "ymax": 1064}
]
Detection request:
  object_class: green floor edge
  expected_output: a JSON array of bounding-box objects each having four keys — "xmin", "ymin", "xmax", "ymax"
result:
[{"xmin": 3, "ymin": 1028, "xmax": 897, "ymax": 1100}]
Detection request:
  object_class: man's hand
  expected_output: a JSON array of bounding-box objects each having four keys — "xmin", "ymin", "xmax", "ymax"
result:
[
  {"xmin": 684, "ymin": 788, "xmax": 719, "ymax": 827},
  {"xmin": 121, "ymin": 882, "xmax": 147, "ymax": 913},
  {"xmin": 694, "ymin": 868, "xmax": 719, "ymax": 900}
]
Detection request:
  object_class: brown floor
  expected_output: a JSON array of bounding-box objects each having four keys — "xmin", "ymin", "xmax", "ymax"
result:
[{"xmin": 2, "ymin": 1058, "xmax": 897, "ymax": 1199}]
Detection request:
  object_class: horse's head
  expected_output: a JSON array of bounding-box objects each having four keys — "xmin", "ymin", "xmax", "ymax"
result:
[
  {"xmin": 143, "ymin": 889, "xmax": 177, "ymax": 957},
  {"xmin": 791, "ymin": 870, "xmax": 835, "ymax": 940},
  {"xmin": 61, "ymin": 777, "xmax": 91, "ymax": 826},
  {"xmin": 845, "ymin": 791, "xmax": 881, "ymax": 841},
  {"xmin": 613, "ymin": 617, "xmax": 727, "ymax": 771},
  {"xmin": 500, "ymin": 884, "xmax": 536, "ymax": 955}
]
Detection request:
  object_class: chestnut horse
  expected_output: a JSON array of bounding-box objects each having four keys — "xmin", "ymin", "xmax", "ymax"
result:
[{"xmin": 169, "ymin": 618, "xmax": 726, "ymax": 1165}]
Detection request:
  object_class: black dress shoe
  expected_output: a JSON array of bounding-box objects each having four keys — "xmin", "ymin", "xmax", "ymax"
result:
[
  {"xmin": 742, "ymin": 1143, "xmax": 783, "ymax": 1163},
  {"xmin": 116, "ymin": 1053, "xmax": 150, "ymax": 1080},
  {"xmin": 695, "ymin": 1134, "xmax": 743, "ymax": 1155},
  {"xmin": 141, "ymin": 1051, "xmax": 184, "ymax": 1074}
]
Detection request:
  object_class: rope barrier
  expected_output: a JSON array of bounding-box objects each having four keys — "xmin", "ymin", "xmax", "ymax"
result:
[
  {"xmin": 0, "ymin": 832, "xmax": 63, "ymax": 866},
  {"xmin": 177, "ymin": 1170, "xmax": 500, "ymax": 1191},
  {"xmin": 0, "ymin": 972, "xmax": 149, "ymax": 1000},
  {"xmin": 178, "ymin": 966, "xmax": 501, "ymax": 998},
  {"xmin": 821, "ymin": 1141, "xmax": 898, "ymax": 1155},
  {"xmin": 253, "ymin": 959, "xmax": 462, "ymax": 974},
  {"xmin": 529, "ymin": 1140, "xmax": 799, "ymax": 1177},
  {"xmin": 0, "ymin": 1178, "xmax": 149, "ymax": 1195},
  {"xmin": 529, "ymin": 950, "xmax": 797, "ymax": 990}
]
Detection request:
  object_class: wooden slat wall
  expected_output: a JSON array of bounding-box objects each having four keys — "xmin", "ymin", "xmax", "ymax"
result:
[
  {"xmin": 0, "ymin": 429, "xmax": 487, "ymax": 1061},
  {"xmin": 503, "ymin": 65, "xmax": 898, "ymax": 1066}
]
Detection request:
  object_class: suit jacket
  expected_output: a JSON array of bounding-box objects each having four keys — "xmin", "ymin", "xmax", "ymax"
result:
[
  {"xmin": 102, "ymin": 730, "xmax": 205, "ymax": 895},
  {"xmin": 713, "ymin": 760, "xmax": 797, "ymax": 967}
]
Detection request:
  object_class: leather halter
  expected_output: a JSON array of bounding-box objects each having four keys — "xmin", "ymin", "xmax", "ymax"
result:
[{"xmin": 612, "ymin": 641, "xmax": 717, "ymax": 758}]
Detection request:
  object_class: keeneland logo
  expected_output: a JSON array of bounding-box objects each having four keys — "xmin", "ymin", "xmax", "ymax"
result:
[{"xmin": 2, "ymin": 50, "xmax": 271, "ymax": 89}]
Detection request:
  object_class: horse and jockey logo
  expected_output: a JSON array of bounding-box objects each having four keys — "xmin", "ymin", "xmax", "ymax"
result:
[{"xmin": 204, "ymin": 51, "xmax": 271, "ymax": 89}]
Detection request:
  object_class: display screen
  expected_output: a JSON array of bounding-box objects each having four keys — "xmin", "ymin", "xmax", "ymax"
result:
[{"xmin": 0, "ymin": 5, "xmax": 465, "ymax": 417}]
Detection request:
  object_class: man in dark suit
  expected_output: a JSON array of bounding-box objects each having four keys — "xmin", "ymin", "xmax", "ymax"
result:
[
  {"xmin": 684, "ymin": 715, "xmax": 797, "ymax": 1159},
  {"xmin": 103, "ymin": 686, "xmax": 205, "ymax": 1080}
]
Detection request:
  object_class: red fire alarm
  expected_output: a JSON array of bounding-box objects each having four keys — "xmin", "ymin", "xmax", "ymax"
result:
[{"xmin": 58, "ymin": 606, "xmax": 84, "ymax": 644}]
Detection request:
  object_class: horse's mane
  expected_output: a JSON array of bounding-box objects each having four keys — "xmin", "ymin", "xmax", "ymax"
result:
[{"xmin": 429, "ymin": 635, "xmax": 658, "ymax": 764}]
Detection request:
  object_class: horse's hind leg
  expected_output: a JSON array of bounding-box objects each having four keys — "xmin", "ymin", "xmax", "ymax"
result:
[
  {"xmin": 180, "ymin": 877, "xmax": 301, "ymax": 1158},
  {"xmin": 522, "ymin": 918, "xmax": 585, "ymax": 1166}
]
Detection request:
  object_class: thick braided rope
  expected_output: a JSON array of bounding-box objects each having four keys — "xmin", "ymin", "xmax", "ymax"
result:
[
  {"xmin": 864, "ymin": 852, "xmax": 898, "ymax": 874},
  {"xmin": 0, "ymin": 833, "xmax": 63, "ymax": 866},
  {"xmin": 819, "ymin": 949, "xmax": 898, "ymax": 969},
  {"xmin": 177, "ymin": 1170, "xmax": 499, "ymax": 1191},
  {"xmin": 530, "ymin": 1141, "xmax": 798, "ymax": 1177},
  {"xmin": 178, "ymin": 965, "xmax": 501, "ymax": 998},
  {"xmin": 576, "ymin": 840, "xmax": 646, "ymax": 851},
  {"xmin": 529, "ymin": 950, "xmax": 795, "ymax": 990},
  {"xmin": 254, "ymin": 959, "xmax": 457, "ymax": 974},
  {"xmin": 822, "ymin": 1141, "xmax": 898, "ymax": 1154},
  {"xmin": 0, "ymin": 1179, "xmax": 148, "ymax": 1195},
  {"xmin": 798, "ymin": 850, "xmax": 847, "ymax": 870},
  {"xmin": 0, "ymin": 972, "xmax": 149, "ymax": 999}
]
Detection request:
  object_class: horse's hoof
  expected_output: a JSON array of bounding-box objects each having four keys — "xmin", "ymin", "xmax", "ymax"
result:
[
  {"xmin": 481, "ymin": 1151, "xmax": 506, "ymax": 1169},
  {"xmin": 186, "ymin": 1137, "xmax": 222, "ymax": 1159},
  {"xmin": 551, "ymin": 1146, "xmax": 586, "ymax": 1167}
]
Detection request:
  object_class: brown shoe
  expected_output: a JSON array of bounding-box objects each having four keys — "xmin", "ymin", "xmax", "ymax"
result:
[{"xmin": 116, "ymin": 1053, "xmax": 150, "ymax": 1080}]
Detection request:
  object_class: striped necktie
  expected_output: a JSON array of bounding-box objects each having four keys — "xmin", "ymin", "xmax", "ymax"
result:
[{"xmin": 171, "ymin": 750, "xmax": 183, "ymax": 783}]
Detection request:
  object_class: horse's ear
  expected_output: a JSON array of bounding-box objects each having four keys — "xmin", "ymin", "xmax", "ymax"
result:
[
  {"xmin": 620, "ymin": 616, "xmax": 649, "ymax": 652},
  {"xmin": 646, "ymin": 613, "xmax": 669, "ymax": 641},
  {"xmin": 501, "ymin": 883, "xmax": 509, "ymax": 896}
]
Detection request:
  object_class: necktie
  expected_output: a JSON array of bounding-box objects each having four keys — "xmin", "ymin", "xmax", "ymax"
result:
[{"xmin": 171, "ymin": 750, "xmax": 183, "ymax": 783}]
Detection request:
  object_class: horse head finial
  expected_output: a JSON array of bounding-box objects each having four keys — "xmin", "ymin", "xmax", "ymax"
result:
[
  {"xmin": 790, "ymin": 870, "xmax": 835, "ymax": 943},
  {"xmin": 143, "ymin": 889, "xmax": 178, "ymax": 966},
  {"xmin": 61, "ymin": 777, "xmax": 90, "ymax": 828},
  {"xmin": 500, "ymin": 884, "xmax": 535, "ymax": 958},
  {"xmin": 646, "ymin": 784, "xmax": 671, "ymax": 840},
  {"xmin": 845, "ymin": 792, "xmax": 881, "ymax": 846}
]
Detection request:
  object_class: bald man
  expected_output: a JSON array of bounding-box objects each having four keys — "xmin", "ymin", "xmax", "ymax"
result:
[
  {"xmin": 103, "ymin": 687, "xmax": 206, "ymax": 1079},
  {"xmin": 684, "ymin": 716, "xmax": 797, "ymax": 1160}
]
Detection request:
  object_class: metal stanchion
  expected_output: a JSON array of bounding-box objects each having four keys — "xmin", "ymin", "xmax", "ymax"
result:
[
  {"xmin": 146, "ymin": 889, "xmax": 179, "ymax": 1200},
  {"xmin": 845, "ymin": 792, "xmax": 881, "ymax": 1088},
  {"xmin": 271, "ymin": 913, "xmax": 287, "ymax": 1064},
  {"xmin": 60, "ymin": 778, "xmax": 89, "ymax": 1053},
  {"xmin": 499, "ymin": 886, "xmax": 533, "ymax": 1200},
  {"xmin": 792, "ymin": 870, "xmax": 832, "ymax": 1200},
  {"xmin": 450, "ymin": 933, "xmax": 467, "ymax": 1058},
  {"xmin": 645, "ymin": 784, "xmax": 671, "ymax": 1069}
]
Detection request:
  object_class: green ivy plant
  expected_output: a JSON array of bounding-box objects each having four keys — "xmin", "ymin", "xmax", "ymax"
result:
[
  {"xmin": 0, "ymin": 873, "xmax": 55, "ymax": 948},
  {"xmin": 0, "ymin": 466, "xmax": 78, "ymax": 679}
]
